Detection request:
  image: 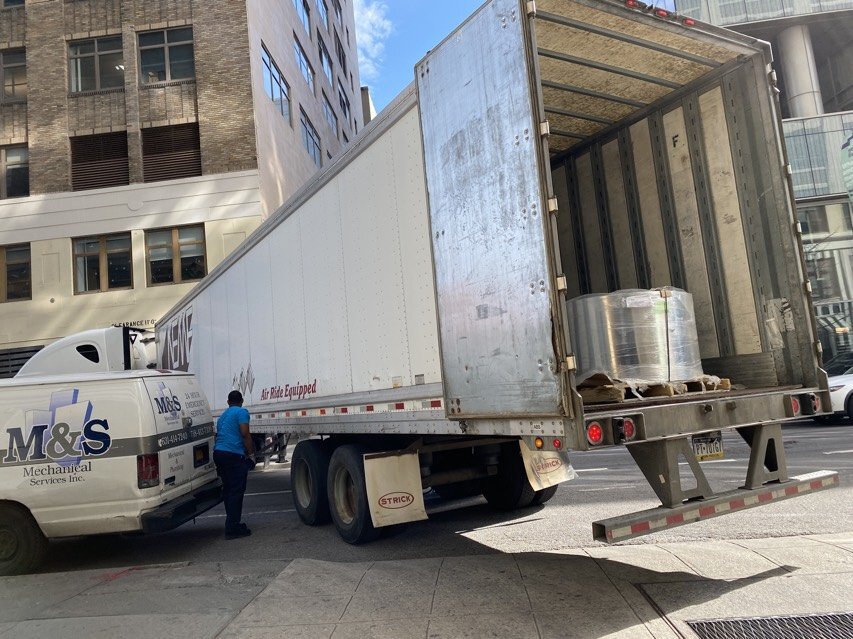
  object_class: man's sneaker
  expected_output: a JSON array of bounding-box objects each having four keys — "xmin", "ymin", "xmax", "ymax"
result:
[{"xmin": 225, "ymin": 524, "xmax": 252, "ymax": 540}]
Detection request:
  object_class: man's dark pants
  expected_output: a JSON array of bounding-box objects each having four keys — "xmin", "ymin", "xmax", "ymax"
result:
[{"xmin": 213, "ymin": 450, "xmax": 249, "ymax": 533}]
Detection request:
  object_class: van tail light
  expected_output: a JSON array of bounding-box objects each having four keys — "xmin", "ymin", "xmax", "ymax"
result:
[{"xmin": 137, "ymin": 454, "xmax": 160, "ymax": 489}]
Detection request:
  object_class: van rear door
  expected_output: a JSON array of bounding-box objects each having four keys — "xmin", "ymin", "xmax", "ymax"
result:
[{"xmin": 143, "ymin": 375, "xmax": 215, "ymax": 491}]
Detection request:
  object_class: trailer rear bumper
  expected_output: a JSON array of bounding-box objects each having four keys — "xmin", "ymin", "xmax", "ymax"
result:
[{"xmin": 593, "ymin": 470, "xmax": 839, "ymax": 543}]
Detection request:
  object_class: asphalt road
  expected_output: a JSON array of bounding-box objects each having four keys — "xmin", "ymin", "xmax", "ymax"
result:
[{"xmin": 38, "ymin": 420, "xmax": 852, "ymax": 573}]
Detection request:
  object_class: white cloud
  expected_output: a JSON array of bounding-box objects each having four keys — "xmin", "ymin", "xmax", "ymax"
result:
[{"xmin": 353, "ymin": 0, "xmax": 393, "ymax": 83}]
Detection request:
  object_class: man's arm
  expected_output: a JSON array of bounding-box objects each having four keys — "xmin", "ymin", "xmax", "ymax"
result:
[{"xmin": 240, "ymin": 423, "xmax": 255, "ymax": 457}]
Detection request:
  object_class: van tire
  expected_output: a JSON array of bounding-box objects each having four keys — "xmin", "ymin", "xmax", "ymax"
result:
[
  {"xmin": 531, "ymin": 485, "xmax": 558, "ymax": 505},
  {"xmin": 326, "ymin": 444, "xmax": 381, "ymax": 544},
  {"xmin": 291, "ymin": 440, "xmax": 332, "ymax": 526},
  {"xmin": 482, "ymin": 443, "xmax": 536, "ymax": 511},
  {"xmin": 0, "ymin": 504, "xmax": 48, "ymax": 576}
]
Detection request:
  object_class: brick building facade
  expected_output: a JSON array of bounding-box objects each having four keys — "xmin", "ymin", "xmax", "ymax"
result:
[{"xmin": 0, "ymin": 0, "xmax": 363, "ymax": 373}]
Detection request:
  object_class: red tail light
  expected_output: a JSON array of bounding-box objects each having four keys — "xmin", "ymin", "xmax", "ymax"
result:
[
  {"xmin": 623, "ymin": 418, "xmax": 637, "ymax": 440},
  {"xmin": 586, "ymin": 421, "xmax": 604, "ymax": 446},
  {"xmin": 137, "ymin": 453, "xmax": 160, "ymax": 489},
  {"xmin": 790, "ymin": 396, "xmax": 801, "ymax": 415},
  {"xmin": 812, "ymin": 394, "xmax": 820, "ymax": 412},
  {"xmin": 553, "ymin": 438, "xmax": 562, "ymax": 450}
]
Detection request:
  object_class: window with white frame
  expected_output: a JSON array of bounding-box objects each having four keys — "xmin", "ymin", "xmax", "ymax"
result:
[
  {"xmin": 294, "ymin": 38, "xmax": 315, "ymax": 92},
  {"xmin": 300, "ymin": 109, "xmax": 321, "ymax": 167},
  {"xmin": 145, "ymin": 225, "xmax": 206, "ymax": 285},
  {"xmin": 69, "ymin": 36, "xmax": 124, "ymax": 93},
  {"xmin": 293, "ymin": 0, "xmax": 310, "ymax": 33},
  {"xmin": 261, "ymin": 45, "xmax": 291, "ymax": 123},
  {"xmin": 73, "ymin": 233, "xmax": 132, "ymax": 293},
  {"xmin": 316, "ymin": 0, "xmax": 329, "ymax": 31},
  {"xmin": 138, "ymin": 27, "xmax": 194, "ymax": 85},
  {"xmin": 0, "ymin": 243, "xmax": 30, "ymax": 302},
  {"xmin": 318, "ymin": 35, "xmax": 333, "ymax": 86},
  {"xmin": 322, "ymin": 92, "xmax": 338, "ymax": 136},
  {"xmin": 1, "ymin": 49, "xmax": 26, "ymax": 102}
]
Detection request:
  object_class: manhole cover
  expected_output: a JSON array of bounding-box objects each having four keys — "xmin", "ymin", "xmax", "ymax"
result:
[{"xmin": 688, "ymin": 612, "xmax": 853, "ymax": 639}]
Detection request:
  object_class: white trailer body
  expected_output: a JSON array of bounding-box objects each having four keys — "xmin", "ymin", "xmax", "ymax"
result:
[{"xmin": 156, "ymin": 0, "xmax": 837, "ymax": 544}]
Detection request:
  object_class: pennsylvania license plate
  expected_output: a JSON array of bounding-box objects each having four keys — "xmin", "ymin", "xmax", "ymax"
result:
[{"xmin": 692, "ymin": 431, "xmax": 724, "ymax": 461}]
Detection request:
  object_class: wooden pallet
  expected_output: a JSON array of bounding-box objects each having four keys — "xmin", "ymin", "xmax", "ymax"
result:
[{"xmin": 578, "ymin": 374, "xmax": 731, "ymax": 405}]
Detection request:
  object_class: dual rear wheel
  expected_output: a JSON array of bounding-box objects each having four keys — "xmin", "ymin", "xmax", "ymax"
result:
[{"xmin": 290, "ymin": 440, "xmax": 557, "ymax": 544}]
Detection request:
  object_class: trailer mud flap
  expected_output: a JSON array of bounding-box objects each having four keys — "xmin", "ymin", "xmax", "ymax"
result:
[
  {"xmin": 364, "ymin": 452, "xmax": 428, "ymax": 528},
  {"xmin": 519, "ymin": 441, "xmax": 577, "ymax": 490}
]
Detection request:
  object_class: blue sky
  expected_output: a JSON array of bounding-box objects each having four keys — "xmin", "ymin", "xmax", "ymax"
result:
[{"xmin": 355, "ymin": 0, "xmax": 677, "ymax": 112}]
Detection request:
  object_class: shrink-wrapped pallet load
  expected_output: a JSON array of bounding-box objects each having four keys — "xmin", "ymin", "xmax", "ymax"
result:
[{"xmin": 567, "ymin": 288, "xmax": 703, "ymax": 387}]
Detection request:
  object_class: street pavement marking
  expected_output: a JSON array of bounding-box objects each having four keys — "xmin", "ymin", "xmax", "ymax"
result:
[
  {"xmin": 245, "ymin": 490, "xmax": 292, "ymax": 496},
  {"xmin": 823, "ymin": 449, "xmax": 853, "ymax": 455}
]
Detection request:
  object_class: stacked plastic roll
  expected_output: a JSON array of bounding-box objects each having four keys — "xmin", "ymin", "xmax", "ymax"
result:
[{"xmin": 567, "ymin": 288, "xmax": 703, "ymax": 386}]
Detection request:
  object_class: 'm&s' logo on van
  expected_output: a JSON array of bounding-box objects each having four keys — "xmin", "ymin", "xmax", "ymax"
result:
[
  {"xmin": 2, "ymin": 389, "xmax": 111, "ymax": 465},
  {"xmin": 153, "ymin": 381, "xmax": 182, "ymax": 423}
]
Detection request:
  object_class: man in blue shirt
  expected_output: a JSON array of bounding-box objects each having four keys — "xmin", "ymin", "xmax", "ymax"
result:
[{"xmin": 214, "ymin": 390, "xmax": 256, "ymax": 539}]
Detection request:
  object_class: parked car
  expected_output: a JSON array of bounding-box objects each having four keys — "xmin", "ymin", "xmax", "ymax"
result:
[{"xmin": 817, "ymin": 367, "xmax": 853, "ymax": 423}]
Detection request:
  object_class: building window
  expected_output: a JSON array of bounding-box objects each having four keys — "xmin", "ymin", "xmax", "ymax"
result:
[
  {"xmin": 293, "ymin": 0, "xmax": 310, "ymax": 34},
  {"xmin": 799, "ymin": 206, "xmax": 830, "ymax": 235},
  {"xmin": 806, "ymin": 256, "xmax": 841, "ymax": 301},
  {"xmin": 0, "ymin": 244, "xmax": 30, "ymax": 303},
  {"xmin": 294, "ymin": 38, "xmax": 315, "ymax": 92},
  {"xmin": 73, "ymin": 233, "xmax": 132, "ymax": 293},
  {"xmin": 322, "ymin": 92, "xmax": 338, "ymax": 136},
  {"xmin": 318, "ymin": 35, "xmax": 333, "ymax": 86},
  {"xmin": 1, "ymin": 146, "xmax": 28, "ymax": 198},
  {"xmin": 316, "ymin": 0, "xmax": 329, "ymax": 31},
  {"xmin": 1, "ymin": 49, "xmax": 26, "ymax": 102},
  {"xmin": 71, "ymin": 132, "xmax": 129, "ymax": 191},
  {"xmin": 300, "ymin": 109, "xmax": 321, "ymax": 167},
  {"xmin": 334, "ymin": 32, "xmax": 347, "ymax": 77},
  {"xmin": 261, "ymin": 46, "xmax": 291, "ymax": 123},
  {"xmin": 142, "ymin": 123, "xmax": 201, "ymax": 182},
  {"xmin": 338, "ymin": 84, "xmax": 350, "ymax": 122},
  {"xmin": 138, "ymin": 27, "xmax": 194, "ymax": 85},
  {"xmin": 332, "ymin": 0, "xmax": 342, "ymax": 25},
  {"xmin": 146, "ymin": 225, "xmax": 206, "ymax": 285},
  {"xmin": 69, "ymin": 36, "xmax": 124, "ymax": 93}
]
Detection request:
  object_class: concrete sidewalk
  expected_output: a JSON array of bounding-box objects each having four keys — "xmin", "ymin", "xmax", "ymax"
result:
[{"xmin": 1, "ymin": 533, "xmax": 851, "ymax": 638}]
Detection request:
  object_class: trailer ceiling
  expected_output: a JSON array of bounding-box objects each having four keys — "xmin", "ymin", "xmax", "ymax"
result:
[{"xmin": 534, "ymin": 0, "xmax": 757, "ymax": 155}]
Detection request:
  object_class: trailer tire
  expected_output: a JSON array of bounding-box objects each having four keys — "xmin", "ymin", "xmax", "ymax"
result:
[
  {"xmin": 482, "ymin": 443, "xmax": 536, "ymax": 511},
  {"xmin": 531, "ymin": 485, "xmax": 558, "ymax": 505},
  {"xmin": 327, "ymin": 445, "xmax": 381, "ymax": 544},
  {"xmin": 291, "ymin": 440, "xmax": 332, "ymax": 526},
  {"xmin": 0, "ymin": 504, "xmax": 48, "ymax": 576}
]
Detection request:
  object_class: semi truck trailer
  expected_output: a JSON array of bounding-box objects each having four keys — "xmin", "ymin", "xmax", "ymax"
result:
[{"xmin": 155, "ymin": 0, "xmax": 838, "ymax": 544}]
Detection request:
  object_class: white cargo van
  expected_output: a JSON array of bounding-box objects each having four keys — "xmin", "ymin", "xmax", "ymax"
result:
[{"xmin": 0, "ymin": 329, "xmax": 220, "ymax": 575}]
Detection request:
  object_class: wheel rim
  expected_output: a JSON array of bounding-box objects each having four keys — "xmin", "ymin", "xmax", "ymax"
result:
[
  {"xmin": 293, "ymin": 459, "xmax": 313, "ymax": 510},
  {"xmin": 0, "ymin": 527, "xmax": 18, "ymax": 561},
  {"xmin": 332, "ymin": 466, "xmax": 357, "ymax": 525}
]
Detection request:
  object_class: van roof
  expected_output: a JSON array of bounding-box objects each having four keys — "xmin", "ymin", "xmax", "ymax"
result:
[{"xmin": 0, "ymin": 369, "xmax": 192, "ymax": 389}]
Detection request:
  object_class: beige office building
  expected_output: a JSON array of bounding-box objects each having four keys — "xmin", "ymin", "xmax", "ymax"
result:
[{"xmin": 0, "ymin": 0, "xmax": 363, "ymax": 375}]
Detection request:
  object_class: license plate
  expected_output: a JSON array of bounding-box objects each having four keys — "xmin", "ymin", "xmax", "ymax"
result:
[{"xmin": 692, "ymin": 431, "xmax": 723, "ymax": 461}]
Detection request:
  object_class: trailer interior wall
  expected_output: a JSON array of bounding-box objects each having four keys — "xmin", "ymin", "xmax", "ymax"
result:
[
  {"xmin": 159, "ymin": 90, "xmax": 442, "ymax": 411},
  {"xmin": 532, "ymin": 0, "xmax": 819, "ymax": 389}
]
